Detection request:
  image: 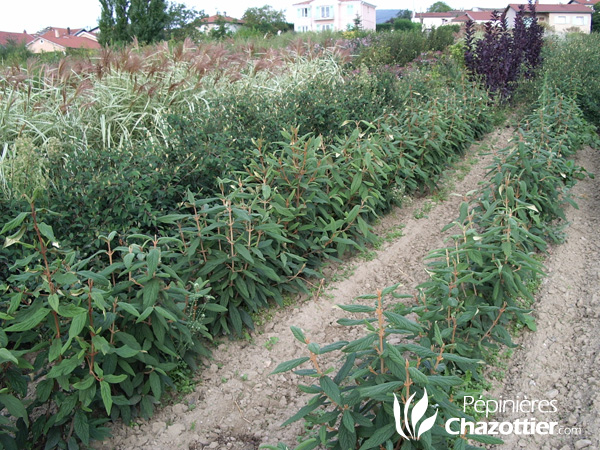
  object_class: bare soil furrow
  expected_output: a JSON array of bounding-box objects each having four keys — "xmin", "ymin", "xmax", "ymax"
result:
[{"xmin": 490, "ymin": 145, "xmax": 600, "ymax": 450}]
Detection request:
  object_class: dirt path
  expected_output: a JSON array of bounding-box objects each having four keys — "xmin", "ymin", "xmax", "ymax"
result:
[
  {"xmin": 95, "ymin": 126, "xmax": 514, "ymax": 450},
  {"xmin": 489, "ymin": 145, "xmax": 600, "ymax": 450}
]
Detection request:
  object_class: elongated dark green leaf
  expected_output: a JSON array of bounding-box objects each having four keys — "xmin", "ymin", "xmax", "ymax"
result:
[
  {"xmin": 293, "ymin": 439, "xmax": 318, "ymax": 450},
  {"xmin": 358, "ymin": 423, "xmax": 395, "ymax": 450},
  {"xmin": 147, "ymin": 248, "xmax": 160, "ymax": 275},
  {"xmin": 0, "ymin": 212, "xmax": 29, "ymax": 235},
  {"xmin": 47, "ymin": 357, "xmax": 80, "ymax": 378},
  {"xmin": 4, "ymin": 308, "xmax": 50, "ymax": 332},
  {"xmin": 343, "ymin": 334, "xmax": 377, "ymax": 353},
  {"xmin": 281, "ymin": 397, "xmax": 326, "ymax": 427},
  {"xmin": 37, "ymin": 222, "xmax": 56, "ymax": 242},
  {"xmin": 358, "ymin": 381, "xmax": 404, "ymax": 398},
  {"xmin": 49, "ymin": 338, "xmax": 62, "ymax": 362},
  {"xmin": 69, "ymin": 311, "xmax": 87, "ymax": 339},
  {"xmin": 118, "ymin": 302, "xmax": 140, "ymax": 318},
  {"xmin": 202, "ymin": 303, "xmax": 227, "ymax": 312},
  {"xmin": 383, "ymin": 311, "xmax": 423, "ymax": 334},
  {"xmin": 337, "ymin": 304, "xmax": 375, "ymax": 313},
  {"xmin": 338, "ymin": 424, "xmax": 357, "ymax": 450},
  {"xmin": 114, "ymin": 346, "xmax": 139, "ymax": 358},
  {"xmin": 270, "ymin": 357, "xmax": 310, "ymax": 375},
  {"xmin": 0, "ymin": 394, "xmax": 29, "ymax": 426},
  {"xmin": 319, "ymin": 376, "xmax": 341, "ymax": 405},
  {"xmin": 426, "ymin": 376, "xmax": 463, "ymax": 387},
  {"xmin": 234, "ymin": 243, "xmax": 254, "ymax": 263},
  {"xmin": 155, "ymin": 306, "xmax": 178, "ymax": 322},
  {"xmin": 408, "ymin": 367, "xmax": 428, "ymax": 385},
  {"xmin": 72, "ymin": 375, "xmax": 95, "ymax": 390},
  {"xmin": 73, "ymin": 409, "xmax": 89, "ymax": 445},
  {"xmin": 100, "ymin": 380, "xmax": 112, "ymax": 415},
  {"xmin": 142, "ymin": 279, "xmax": 160, "ymax": 309},
  {"xmin": 319, "ymin": 341, "xmax": 348, "ymax": 354},
  {"xmin": 290, "ymin": 326, "xmax": 307, "ymax": 344},
  {"xmin": 0, "ymin": 348, "xmax": 18, "ymax": 365},
  {"xmin": 149, "ymin": 372, "xmax": 161, "ymax": 399}
]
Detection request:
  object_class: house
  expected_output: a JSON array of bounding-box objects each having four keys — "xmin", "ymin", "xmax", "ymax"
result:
[
  {"xmin": 292, "ymin": 1, "xmax": 377, "ymax": 32},
  {"xmin": 0, "ymin": 30, "xmax": 34, "ymax": 47},
  {"xmin": 505, "ymin": 4, "xmax": 592, "ymax": 33},
  {"xmin": 452, "ymin": 10, "xmax": 496, "ymax": 24},
  {"xmin": 412, "ymin": 11, "xmax": 461, "ymax": 29},
  {"xmin": 198, "ymin": 15, "xmax": 245, "ymax": 33},
  {"xmin": 74, "ymin": 27, "xmax": 100, "ymax": 41},
  {"xmin": 27, "ymin": 27, "xmax": 100, "ymax": 53},
  {"xmin": 568, "ymin": 0, "xmax": 600, "ymax": 8}
]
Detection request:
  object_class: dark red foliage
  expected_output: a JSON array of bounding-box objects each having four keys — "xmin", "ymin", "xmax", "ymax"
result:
[{"xmin": 464, "ymin": 0, "xmax": 544, "ymax": 101}]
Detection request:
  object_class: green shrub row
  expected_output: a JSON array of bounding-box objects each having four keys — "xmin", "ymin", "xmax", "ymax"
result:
[
  {"xmin": 542, "ymin": 33, "xmax": 600, "ymax": 126},
  {"xmin": 354, "ymin": 26, "xmax": 460, "ymax": 69},
  {"xmin": 0, "ymin": 62, "xmax": 492, "ymax": 448},
  {"xmin": 156, "ymin": 70, "xmax": 492, "ymax": 337},
  {"xmin": 267, "ymin": 83, "xmax": 598, "ymax": 450},
  {"xmin": 0, "ymin": 206, "xmax": 214, "ymax": 449}
]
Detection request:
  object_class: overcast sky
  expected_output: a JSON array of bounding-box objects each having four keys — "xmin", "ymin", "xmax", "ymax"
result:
[{"xmin": 0, "ymin": 0, "xmax": 510, "ymax": 34}]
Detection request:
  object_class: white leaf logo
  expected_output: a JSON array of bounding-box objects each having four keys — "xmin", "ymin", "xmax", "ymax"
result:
[{"xmin": 393, "ymin": 388, "xmax": 438, "ymax": 440}]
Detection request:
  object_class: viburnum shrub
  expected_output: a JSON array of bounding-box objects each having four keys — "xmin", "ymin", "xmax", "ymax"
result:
[
  {"xmin": 464, "ymin": 1, "xmax": 544, "ymax": 100},
  {"xmin": 0, "ymin": 197, "xmax": 214, "ymax": 449},
  {"xmin": 541, "ymin": 33, "xmax": 600, "ymax": 125},
  {"xmin": 268, "ymin": 83, "xmax": 597, "ymax": 450}
]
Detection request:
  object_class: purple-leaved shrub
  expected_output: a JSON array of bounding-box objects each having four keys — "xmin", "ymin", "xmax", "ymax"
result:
[{"xmin": 464, "ymin": 0, "xmax": 544, "ymax": 101}]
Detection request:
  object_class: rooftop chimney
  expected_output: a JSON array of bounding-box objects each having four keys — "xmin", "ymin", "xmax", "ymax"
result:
[
  {"xmin": 67, "ymin": 27, "xmax": 71, "ymax": 35},
  {"xmin": 55, "ymin": 29, "xmax": 60, "ymax": 38}
]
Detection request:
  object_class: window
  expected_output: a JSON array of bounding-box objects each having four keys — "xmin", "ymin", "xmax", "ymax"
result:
[
  {"xmin": 323, "ymin": 24, "xmax": 333, "ymax": 30},
  {"xmin": 555, "ymin": 16, "xmax": 567, "ymax": 24},
  {"xmin": 347, "ymin": 4, "xmax": 354, "ymax": 15},
  {"xmin": 316, "ymin": 5, "xmax": 333, "ymax": 18},
  {"xmin": 298, "ymin": 7, "xmax": 309, "ymax": 18},
  {"xmin": 574, "ymin": 16, "xmax": 584, "ymax": 25}
]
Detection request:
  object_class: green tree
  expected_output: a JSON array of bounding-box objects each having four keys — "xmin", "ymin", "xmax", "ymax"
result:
[
  {"xmin": 393, "ymin": 18, "xmax": 420, "ymax": 31},
  {"xmin": 593, "ymin": 3, "xmax": 600, "ymax": 33},
  {"xmin": 98, "ymin": 0, "xmax": 131, "ymax": 46},
  {"xmin": 114, "ymin": 0, "xmax": 130, "ymax": 43},
  {"xmin": 98, "ymin": 0, "xmax": 168, "ymax": 46},
  {"xmin": 427, "ymin": 1, "xmax": 452, "ymax": 12},
  {"xmin": 98, "ymin": 0, "xmax": 116, "ymax": 46},
  {"xmin": 165, "ymin": 2, "xmax": 207, "ymax": 41},
  {"xmin": 208, "ymin": 15, "xmax": 229, "ymax": 40},
  {"xmin": 241, "ymin": 5, "xmax": 291, "ymax": 34},
  {"xmin": 129, "ymin": 0, "xmax": 168, "ymax": 43},
  {"xmin": 396, "ymin": 9, "xmax": 413, "ymax": 20}
]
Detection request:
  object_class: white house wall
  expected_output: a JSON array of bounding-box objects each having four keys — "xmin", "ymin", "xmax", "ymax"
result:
[
  {"xmin": 548, "ymin": 12, "xmax": 591, "ymax": 32},
  {"xmin": 293, "ymin": 1, "xmax": 375, "ymax": 32}
]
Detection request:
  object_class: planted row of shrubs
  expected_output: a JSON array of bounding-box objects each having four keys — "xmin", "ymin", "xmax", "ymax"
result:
[
  {"xmin": 0, "ymin": 60, "xmax": 493, "ymax": 448},
  {"xmin": 268, "ymin": 83, "xmax": 598, "ymax": 449},
  {"xmin": 0, "ymin": 53, "xmax": 419, "ymax": 268}
]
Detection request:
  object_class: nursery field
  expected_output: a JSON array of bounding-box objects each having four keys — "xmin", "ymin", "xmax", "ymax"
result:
[
  {"xmin": 1, "ymin": 20, "xmax": 600, "ymax": 450},
  {"xmin": 96, "ymin": 114, "xmax": 600, "ymax": 450}
]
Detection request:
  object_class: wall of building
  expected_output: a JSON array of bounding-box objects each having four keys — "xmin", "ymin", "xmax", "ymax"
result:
[
  {"xmin": 28, "ymin": 39, "xmax": 64, "ymax": 53},
  {"xmin": 292, "ymin": 1, "xmax": 375, "ymax": 32},
  {"xmin": 549, "ymin": 12, "xmax": 591, "ymax": 32}
]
